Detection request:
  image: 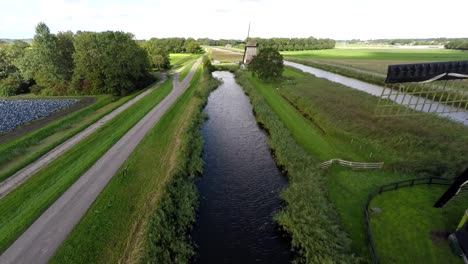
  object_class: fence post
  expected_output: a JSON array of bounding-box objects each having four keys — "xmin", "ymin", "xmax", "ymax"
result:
[
  {"xmin": 395, "ymin": 182, "xmax": 399, "ymax": 190},
  {"xmin": 410, "ymin": 179, "xmax": 414, "ymax": 186},
  {"xmin": 428, "ymin": 178, "xmax": 433, "ymax": 185}
]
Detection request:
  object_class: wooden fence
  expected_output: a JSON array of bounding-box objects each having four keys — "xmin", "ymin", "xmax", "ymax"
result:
[{"xmin": 320, "ymin": 159, "xmax": 384, "ymax": 170}]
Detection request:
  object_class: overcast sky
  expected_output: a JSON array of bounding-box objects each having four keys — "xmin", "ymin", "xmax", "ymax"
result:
[{"xmin": 1, "ymin": 0, "xmax": 467, "ymax": 40}]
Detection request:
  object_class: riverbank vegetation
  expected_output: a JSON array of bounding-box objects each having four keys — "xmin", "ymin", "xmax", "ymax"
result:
[
  {"xmin": 51, "ymin": 58, "xmax": 220, "ymax": 263},
  {"xmin": 0, "ymin": 79, "xmax": 172, "ymax": 254},
  {"xmin": 236, "ymin": 66, "xmax": 467, "ymax": 263},
  {"xmin": 236, "ymin": 70, "xmax": 359, "ymax": 263}
]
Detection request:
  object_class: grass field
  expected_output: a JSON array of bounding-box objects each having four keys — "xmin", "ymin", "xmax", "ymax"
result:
[
  {"xmin": 52, "ymin": 61, "xmax": 218, "ymax": 263},
  {"xmin": 170, "ymin": 53, "xmax": 193, "ymax": 66},
  {"xmin": 370, "ymin": 186, "xmax": 464, "ymax": 263},
  {"xmin": 237, "ymin": 66, "xmax": 467, "ymax": 263},
  {"xmin": 0, "ymin": 79, "xmax": 172, "ymax": 254},
  {"xmin": 0, "ymin": 91, "xmax": 146, "ymax": 182},
  {"xmin": 283, "ymin": 48, "xmax": 468, "ymax": 76},
  {"xmin": 208, "ymin": 47, "xmax": 243, "ymax": 63}
]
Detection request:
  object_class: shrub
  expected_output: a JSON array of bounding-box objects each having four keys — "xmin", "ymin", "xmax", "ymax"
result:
[{"xmin": 29, "ymin": 85, "xmax": 43, "ymax": 95}]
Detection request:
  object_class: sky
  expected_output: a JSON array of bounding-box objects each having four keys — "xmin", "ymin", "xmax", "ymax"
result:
[{"xmin": 1, "ymin": 0, "xmax": 468, "ymax": 40}]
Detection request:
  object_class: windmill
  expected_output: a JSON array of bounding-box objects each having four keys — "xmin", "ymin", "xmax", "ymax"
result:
[{"xmin": 242, "ymin": 22, "xmax": 258, "ymax": 65}]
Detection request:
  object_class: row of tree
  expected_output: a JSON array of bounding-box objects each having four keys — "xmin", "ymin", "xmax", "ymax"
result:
[
  {"xmin": 247, "ymin": 37, "xmax": 335, "ymax": 51},
  {"xmin": 0, "ymin": 24, "xmax": 204, "ymax": 96},
  {"xmin": 197, "ymin": 37, "xmax": 336, "ymax": 51},
  {"xmin": 444, "ymin": 39, "xmax": 468, "ymax": 50}
]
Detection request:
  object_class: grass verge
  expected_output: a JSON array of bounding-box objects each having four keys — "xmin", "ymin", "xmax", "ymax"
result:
[
  {"xmin": 180, "ymin": 60, "xmax": 196, "ymax": 80},
  {"xmin": 51, "ymin": 61, "xmax": 219, "ymax": 263},
  {"xmin": 0, "ymin": 86, "xmax": 151, "ymax": 182},
  {"xmin": 0, "ymin": 79, "xmax": 172, "ymax": 254}
]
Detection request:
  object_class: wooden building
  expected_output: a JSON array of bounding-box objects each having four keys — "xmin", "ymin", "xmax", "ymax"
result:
[{"xmin": 242, "ymin": 41, "xmax": 258, "ymax": 64}]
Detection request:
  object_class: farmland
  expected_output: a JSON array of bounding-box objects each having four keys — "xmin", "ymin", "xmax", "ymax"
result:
[
  {"xmin": 235, "ymin": 65, "xmax": 467, "ymax": 263},
  {"xmin": 283, "ymin": 48, "xmax": 468, "ymax": 76},
  {"xmin": 207, "ymin": 47, "xmax": 243, "ymax": 64}
]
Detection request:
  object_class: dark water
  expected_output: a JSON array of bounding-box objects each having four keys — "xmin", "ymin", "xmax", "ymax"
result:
[{"xmin": 191, "ymin": 71, "xmax": 291, "ymax": 263}]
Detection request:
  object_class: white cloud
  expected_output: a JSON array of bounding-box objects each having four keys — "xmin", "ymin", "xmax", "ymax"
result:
[{"xmin": 1, "ymin": 0, "xmax": 467, "ymax": 40}]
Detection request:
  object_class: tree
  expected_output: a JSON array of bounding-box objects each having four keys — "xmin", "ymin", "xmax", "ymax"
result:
[
  {"xmin": 16, "ymin": 22, "xmax": 72, "ymax": 94},
  {"xmin": 141, "ymin": 40, "xmax": 170, "ymax": 70},
  {"xmin": 248, "ymin": 48, "xmax": 284, "ymax": 80},
  {"xmin": 72, "ymin": 31, "xmax": 152, "ymax": 96},
  {"xmin": 184, "ymin": 38, "xmax": 201, "ymax": 54}
]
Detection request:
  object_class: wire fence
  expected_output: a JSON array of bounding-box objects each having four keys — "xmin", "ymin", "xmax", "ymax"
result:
[{"xmin": 364, "ymin": 177, "xmax": 453, "ymax": 264}]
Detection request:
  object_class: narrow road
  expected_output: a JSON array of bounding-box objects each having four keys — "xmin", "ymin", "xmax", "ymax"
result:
[
  {"xmin": 0, "ymin": 58, "xmax": 202, "ymax": 264},
  {"xmin": 0, "ymin": 75, "xmax": 166, "ymax": 199}
]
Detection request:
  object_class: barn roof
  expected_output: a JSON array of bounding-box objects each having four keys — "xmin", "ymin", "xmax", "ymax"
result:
[{"xmin": 385, "ymin": 60, "xmax": 468, "ymax": 83}]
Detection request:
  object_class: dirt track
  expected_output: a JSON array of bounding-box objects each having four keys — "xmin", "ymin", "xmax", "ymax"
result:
[
  {"xmin": 0, "ymin": 58, "xmax": 201, "ymax": 264},
  {"xmin": 0, "ymin": 76, "xmax": 166, "ymax": 199}
]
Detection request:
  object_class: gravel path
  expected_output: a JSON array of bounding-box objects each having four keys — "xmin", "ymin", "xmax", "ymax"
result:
[
  {"xmin": 0, "ymin": 76, "xmax": 166, "ymax": 199},
  {"xmin": 0, "ymin": 58, "xmax": 201, "ymax": 264}
]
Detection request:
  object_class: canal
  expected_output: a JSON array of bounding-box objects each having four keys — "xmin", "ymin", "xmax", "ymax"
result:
[{"xmin": 191, "ymin": 71, "xmax": 291, "ymax": 263}]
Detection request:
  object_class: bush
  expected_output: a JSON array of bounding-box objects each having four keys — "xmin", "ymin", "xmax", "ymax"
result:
[
  {"xmin": 29, "ymin": 85, "xmax": 43, "ymax": 95},
  {"xmin": 248, "ymin": 48, "xmax": 284, "ymax": 79},
  {"xmin": 0, "ymin": 74, "xmax": 26, "ymax": 96}
]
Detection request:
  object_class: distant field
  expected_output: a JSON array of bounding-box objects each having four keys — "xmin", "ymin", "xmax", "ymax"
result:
[
  {"xmin": 283, "ymin": 48, "xmax": 468, "ymax": 75},
  {"xmin": 282, "ymin": 48, "xmax": 468, "ymax": 61},
  {"xmin": 208, "ymin": 47, "xmax": 243, "ymax": 63},
  {"xmin": 169, "ymin": 53, "xmax": 192, "ymax": 65}
]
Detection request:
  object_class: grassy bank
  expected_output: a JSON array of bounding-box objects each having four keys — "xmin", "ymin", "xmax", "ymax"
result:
[
  {"xmin": 236, "ymin": 71, "xmax": 359, "ymax": 263},
  {"xmin": 370, "ymin": 186, "xmax": 464, "ymax": 263},
  {"xmin": 236, "ymin": 67, "xmax": 467, "ymax": 262},
  {"xmin": 180, "ymin": 60, "xmax": 196, "ymax": 80},
  {"xmin": 51, "ymin": 60, "xmax": 219, "ymax": 263},
  {"xmin": 0, "ymin": 86, "xmax": 151, "ymax": 182},
  {"xmin": 0, "ymin": 79, "xmax": 172, "ymax": 254}
]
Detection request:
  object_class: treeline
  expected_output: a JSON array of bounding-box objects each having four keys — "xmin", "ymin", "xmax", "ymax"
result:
[
  {"xmin": 0, "ymin": 23, "xmax": 153, "ymax": 96},
  {"xmin": 140, "ymin": 38, "xmax": 202, "ymax": 71},
  {"xmin": 197, "ymin": 38, "xmax": 241, "ymax": 47},
  {"xmin": 444, "ymin": 39, "xmax": 468, "ymax": 50},
  {"xmin": 197, "ymin": 37, "xmax": 335, "ymax": 51},
  {"xmin": 248, "ymin": 37, "xmax": 335, "ymax": 51},
  {"xmin": 0, "ymin": 23, "xmax": 203, "ymax": 96}
]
